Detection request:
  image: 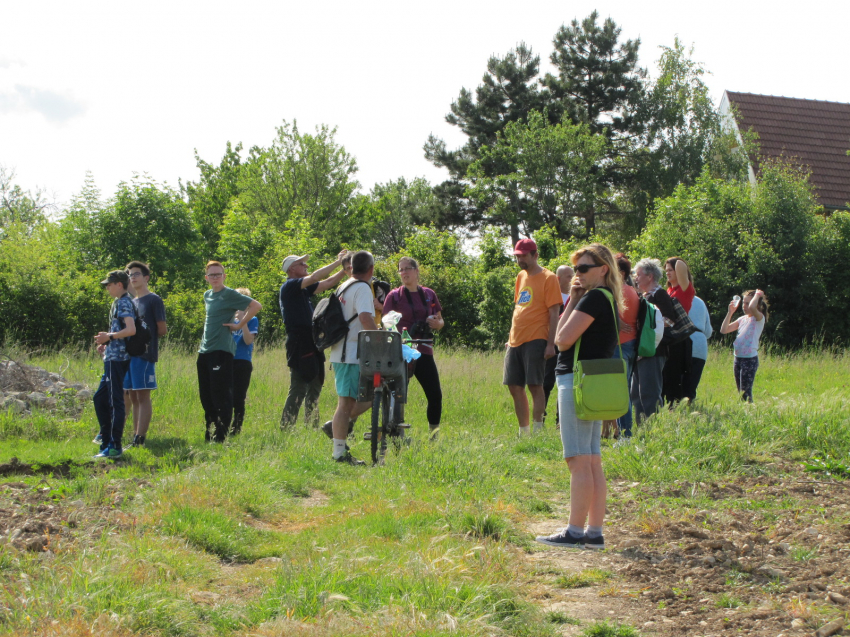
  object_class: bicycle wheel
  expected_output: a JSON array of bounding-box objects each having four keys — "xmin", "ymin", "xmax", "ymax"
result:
[{"xmin": 370, "ymin": 388, "xmax": 382, "ymax": 465}]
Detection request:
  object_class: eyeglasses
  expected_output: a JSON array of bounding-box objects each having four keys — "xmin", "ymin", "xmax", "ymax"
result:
[
  {"xmin": 128, "ymin": 272, "xmax": 144, "ymax": 278},
  {"xmin": 398, "ymin": 267, "xmax": 416, "ymax": 273},
  {"xmin": 206, "ymin": 273, "xmax": 223, "ymax": 278},
  {"xmin": 575, "ymin": 263, "xmax": 603, "ymax": 274}
]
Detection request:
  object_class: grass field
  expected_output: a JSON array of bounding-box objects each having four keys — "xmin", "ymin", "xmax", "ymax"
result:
[{"xmin": 1, "ymin": 343, "xmax": 849, "ymax": 636}]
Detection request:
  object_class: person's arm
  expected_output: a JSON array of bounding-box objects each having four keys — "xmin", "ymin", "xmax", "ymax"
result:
[
  {"xmin": 241, "ymin": 317, "xmax": 258, "ymax": 346},
  {"xmin": 675, "ymin": 260, "xmax": 691, "ymax": 292},
  {"xmin": 157, "ymin": 321, "xmax": 167, "ymax": 336},
  {"xmin": 359, "ymin": 312, "xmax": 378, "ymax": 331},
  {"xmin": 225, "ymin": 299, "xmax": 262, "ymax": 331},
  {"xmin": 720, "ymin": 300, "xmax": 740, "ymax": 334},
  {"xmin": 302, "ymin": 250, "xmax": 347, "ymax": 290},
  {"xmin": 544, "ymin": 303, "xmax": 559, "ymax": 359},
  {"xmin": 702, "ymin": 306, "xmax": 713, "ymax": 340},
  {"xmin": 748, "ymin": 290, "xmax": 765, "ymax": 321},
  {"xmin": 315, "ymin": 267, "xmax": 347, "ymax": 294},
  {"xmin": 555, "ymin": 310, "xmax": 595, "ymax": 351},
  {"xmin": 554, "ymin": 281, "xmax": 585, "ymax": 350},
  {"xmin": 95, "ymin": 315, "xmax": 136, "ymax": 345},
  {"xmin": 426, "ymin": 311, "xmax": 444, "ymax": 331}
]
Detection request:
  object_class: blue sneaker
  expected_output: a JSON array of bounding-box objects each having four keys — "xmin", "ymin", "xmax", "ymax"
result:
[
  {"xmin": 92, "ymin": 433, "xmax": 103, "ymax": 445},
  {"xmin": 94, "ymin": 445, "xmax": 123, "ymax": 460},
  {"xmin": 535, "ymin": 528, "xmax": 585, "ymax": 548}
]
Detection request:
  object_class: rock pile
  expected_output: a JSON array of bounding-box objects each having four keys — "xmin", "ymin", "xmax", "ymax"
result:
[{"xmin": 0, "ymin": 359, "xmax": 91, "ymax": 416}]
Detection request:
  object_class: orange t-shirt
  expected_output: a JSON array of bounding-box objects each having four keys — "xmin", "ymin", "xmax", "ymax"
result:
[
  {"xmin": 508, "ymin": 268, "xmax": 562, "ymax": 347},
  {"xmin": 619, "ymin": 285, "xmax": 640, "ymax": 344}
]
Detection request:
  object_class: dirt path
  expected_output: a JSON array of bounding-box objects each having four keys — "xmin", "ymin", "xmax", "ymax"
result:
[{"xmin": 524, "ymin": 473, "xmax": 850, "ymax": 636}]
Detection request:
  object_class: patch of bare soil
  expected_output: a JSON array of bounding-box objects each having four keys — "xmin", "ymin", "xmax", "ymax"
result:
[
  {"xmin": 0, "ymin": 477, "xmax": 151, "ymax": 554},
  {"xmin": 527, "ymin": 466, "xmax": 850, "ymax": 636}
]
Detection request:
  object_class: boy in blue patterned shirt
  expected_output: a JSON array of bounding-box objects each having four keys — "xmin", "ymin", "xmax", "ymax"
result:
[{"xmin": 92, "ymin": 270, "xmax": 137, "ymax": 459}]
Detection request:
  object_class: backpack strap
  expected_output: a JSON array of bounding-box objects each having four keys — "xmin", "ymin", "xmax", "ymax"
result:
[
  {"xmin": 403, "ymin": 286, "xmax": 429, "ymax": 322},
  {"xmin": 337, "ymin": 280, "xmax": 370, "ymax": 363},
  {"xmin": 572, "ymin": 288, "xmax": 623, "ymax": 372}
]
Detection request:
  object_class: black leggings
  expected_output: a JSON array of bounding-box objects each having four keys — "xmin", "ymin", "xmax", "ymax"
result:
[
  {"xmin": 232, "ymin": 359, "xmax": 253, "ymax": 434},
  {"xmin": 409, "ymin": 353, "xmax": 442, "ymax": 425}
]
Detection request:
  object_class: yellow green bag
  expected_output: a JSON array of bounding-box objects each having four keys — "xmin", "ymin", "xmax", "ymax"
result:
[{"xmin": 572, "ymin": 289, "xmax": 629, "ymax": 421}]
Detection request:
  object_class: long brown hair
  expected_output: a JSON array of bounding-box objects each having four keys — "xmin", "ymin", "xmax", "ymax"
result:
[{"xmin": 570, "ymin": 243, "xmax": 624, "ymax": 314}]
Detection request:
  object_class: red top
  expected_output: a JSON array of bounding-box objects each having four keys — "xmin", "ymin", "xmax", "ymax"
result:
[
  {"xmin": 619, "ymin": 285, "xmax": 640, "ymax": 344},
  {"xmin": 668, "ymin": 284, "xmax": 695, "ymax": 312}
]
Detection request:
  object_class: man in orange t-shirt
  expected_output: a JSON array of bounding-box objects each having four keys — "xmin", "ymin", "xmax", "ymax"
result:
[{"xmin": 504, "ymin": 239, "xmax": 563, "ymax": 435}]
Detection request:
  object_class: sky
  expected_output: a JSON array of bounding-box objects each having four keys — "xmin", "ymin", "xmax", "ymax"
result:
[{"xmin": 2, "ymin": 0, "xmax": 849, "ymax": 208}]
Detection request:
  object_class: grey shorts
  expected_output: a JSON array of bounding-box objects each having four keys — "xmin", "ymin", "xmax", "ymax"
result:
[
  {"xmin": 557, "ymin": 373, "xmax": 601, "ymax": 458},
  {"xmin": 503, "ymin": 339, "xmax": 547, "ymax": 386}
]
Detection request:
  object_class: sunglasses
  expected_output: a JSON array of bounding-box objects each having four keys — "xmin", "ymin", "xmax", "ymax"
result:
[{"xmin": 575, "ymin": 263, "xmax": 603, "ymax": 274}]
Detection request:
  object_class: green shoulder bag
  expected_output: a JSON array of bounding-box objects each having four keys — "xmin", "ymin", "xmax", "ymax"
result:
[{"xmin": 572, "ymin": 289, "xmax": 630, "ymax": 421}]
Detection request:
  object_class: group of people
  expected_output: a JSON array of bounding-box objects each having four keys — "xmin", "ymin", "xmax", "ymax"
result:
[
  {"xmin": 89, "ymin": 251, "xmax": 445, "ymax": 465},
  {"xmin": 502, "ymin": 240, "xmax": 770, "ymax": 551},
  {"xmin": 89, "ymin": 240, "xmax": 770, "ymax": 548}
]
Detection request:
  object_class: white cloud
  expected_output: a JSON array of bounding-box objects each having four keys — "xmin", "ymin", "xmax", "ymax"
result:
[{"xmin": 0, "ymin": 84, "xmax": 85, "ymax": 123}]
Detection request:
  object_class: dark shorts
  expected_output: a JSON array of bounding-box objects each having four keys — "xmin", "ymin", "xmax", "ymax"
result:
[{"xmin": 503, "ymin": 339, "xmax": 547, "ymax": 386}]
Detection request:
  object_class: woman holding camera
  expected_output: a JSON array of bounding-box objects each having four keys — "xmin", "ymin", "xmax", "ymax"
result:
[{"xmin": 383, "ymin": 257, "xmax": 444, "ymax": 438}]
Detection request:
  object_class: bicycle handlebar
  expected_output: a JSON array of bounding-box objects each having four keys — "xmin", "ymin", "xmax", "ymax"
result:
[{"xmin": 404, "ymin": 338, "xmax": 434, "ymax": 345}]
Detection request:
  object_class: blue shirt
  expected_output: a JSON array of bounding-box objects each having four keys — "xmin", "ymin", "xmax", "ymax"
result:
[
  {"xmin": 688, "ymin": 296, "xmax": 713, "ymax": 360},
  {"xmin": 233, "ymin": 316, "xmax": 259, "ymax": 361},
  {"xmin": 279, "ymin": 278, "xmax": 320, "ymax": 329},
  {"xmin": 104, "ymin": 295, "xmax": 135, "ymax": 362}
]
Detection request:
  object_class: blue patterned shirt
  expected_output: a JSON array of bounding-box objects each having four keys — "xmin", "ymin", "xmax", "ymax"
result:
[{"xmin": 104, "ymin": 295, "xmax": 135, "ymax": 362}]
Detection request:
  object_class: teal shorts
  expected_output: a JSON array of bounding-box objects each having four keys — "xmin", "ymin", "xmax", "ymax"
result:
[{"xmin": 333, "ymin": 362, "xmax": 361, "ymax": 399}]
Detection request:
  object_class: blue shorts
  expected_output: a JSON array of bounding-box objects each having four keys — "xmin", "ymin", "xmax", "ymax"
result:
[
  {"xmin": 557, "ymin": 373, "xmax": 601, "ymax": 458},
  {"xmin": 332, "ymin": 362, "xmax": 361, "ymax": 399},
  {"xmin": 124, "ymin": 357, "xmax": 157, "ymax": 391}
]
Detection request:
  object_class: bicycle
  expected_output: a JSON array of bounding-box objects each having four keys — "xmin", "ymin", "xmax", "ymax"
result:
[{"xmin": 357, "ymin": 330, "xmax": 433, "ymax": 465}]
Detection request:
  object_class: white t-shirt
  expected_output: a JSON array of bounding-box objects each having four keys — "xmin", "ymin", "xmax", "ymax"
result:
[
  {"xmin": 329, "ymin": 279, "xmax": 375, "ymax": 365},
  {"xmin": 734, "ymin": 314, "xmax": 765, "ymax": 358}
]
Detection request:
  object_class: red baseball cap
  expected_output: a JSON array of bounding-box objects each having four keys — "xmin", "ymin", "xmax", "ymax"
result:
[{"xmin": 513, "ymin": 238, "xmax": 538, "ymax": 255}]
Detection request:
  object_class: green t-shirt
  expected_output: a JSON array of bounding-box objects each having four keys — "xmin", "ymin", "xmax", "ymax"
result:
[{"xmin": 198, "ymin": 287, "xmax": 253, "ymax": 355}]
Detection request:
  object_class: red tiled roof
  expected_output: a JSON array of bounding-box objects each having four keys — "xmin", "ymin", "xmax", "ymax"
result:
[{"xmin": 726, "ymin": 91, "xmax": 850, "ymax": 209}]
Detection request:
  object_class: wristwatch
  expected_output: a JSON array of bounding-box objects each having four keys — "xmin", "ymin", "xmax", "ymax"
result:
[{"xmin": 109, "ymin": 334, "xmax": 114, "ymax": 341}]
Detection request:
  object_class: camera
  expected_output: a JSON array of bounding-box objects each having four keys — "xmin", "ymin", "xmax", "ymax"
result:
[{"xmin": 408, "ymin": 320, "xmax": 433, "ymax": 340}]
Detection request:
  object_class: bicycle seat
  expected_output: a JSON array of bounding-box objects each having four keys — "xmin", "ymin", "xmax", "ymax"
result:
[{"xmin": 358, "ymin": 330, "xmax": 405, "ymax": 381}]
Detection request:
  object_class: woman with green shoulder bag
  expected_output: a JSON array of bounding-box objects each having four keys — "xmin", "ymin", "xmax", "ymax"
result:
[{"xmin": 536, "ymin": 243, "xmax": 624, "ymax": 551}]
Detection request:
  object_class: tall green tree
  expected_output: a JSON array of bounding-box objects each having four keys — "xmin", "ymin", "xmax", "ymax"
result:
[
  {"xmin": 183, "ymin": 142, "xmax": 243, "ymax": 256},
  {"xmin": 467, "ymin": 111, "xmax": 609, "ymax": 237},
  {"xmin": 367, "ymin": 177, "xmax": 439, "ymax": 256},
  {"xmin": 0, "ymin": 166, "xmax": 53, "ymax": 240},
  {"xmin": 424, "ymin": 43, "xmax": 548, "ymax": 238}
]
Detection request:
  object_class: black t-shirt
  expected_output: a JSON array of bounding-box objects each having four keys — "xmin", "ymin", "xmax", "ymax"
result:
[
  {"xmin": 646, "ymin": 287, "xmax": 675, "ymax": 358},
  {"xmin": 555, "ymin": 287, "xmax": 619, "ymax": 375},
  {"xmin": 279, "ymin": 278, "xmax": 320, "ymax": 329}
]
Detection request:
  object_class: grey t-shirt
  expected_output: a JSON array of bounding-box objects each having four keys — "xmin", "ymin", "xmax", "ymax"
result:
[{"xmin": 133, "ymin": 293, "xmax": 167, "ymax": 363}]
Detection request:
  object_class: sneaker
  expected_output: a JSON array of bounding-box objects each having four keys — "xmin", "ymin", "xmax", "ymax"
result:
[
  {"xmin": 334, "ymin": 452, "xmax": 365, "ymax": 466},
  {"xmin": 535, "ymin": 528, "xmax": 585, "ymax": 548},
  {"xmin": 583, "ymin": 534, "xmax": 606, "ymax": 550},
  {"xmin": 92, "ymin": 433, "xmax": 103, "ymax": 445},
  {"xmin": 322, "ymin": 420, "xmax": 355, "ymax": 440},
  {"xmin": 94, "ymin": 445, "xmax": 123, "ymax": 460}
]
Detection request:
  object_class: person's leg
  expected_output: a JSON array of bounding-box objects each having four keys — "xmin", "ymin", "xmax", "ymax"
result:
[
  {"xmin": 281, "ymin": 367, "xmax": 308, "ymax": 428},
  {"xmin": 734, "ymin": 356, "xmax": 744, "ymax": 399},
  {"xmin": 102, "ymin": 359, "xmax": 128, "ymax": 449},
  {"xmin": 413, "ymin": 354, "xmax": 442, "ymax": 428},
  {"xmin": 646, "ymin": 355, "xmax": 666, "ymax": 417},
  {"xmin": 232, "ymin": 359, "xmax": 252, "ymax": 434},
  {"xmin": 304, "ymin": 366, "xmax": 325, "ymax": 427},
  {"xmin": 508, "ymin": 385, "xmax": 530, "ymax": 430},
  {"xmin": 528, "ymin": 384, "xmax": 546, "ymax": 424},
  {"xmin": 208, "ymin": 351, "xmax": 234, "ymax": 442},
  {"xmin": 134, "ymin": 390, "xmax": 152, "ymax": 437},
  {"xmin": 93, "ymin": 363, "xmax": 111, "ymax": 448},
  {"xmin": 739, "ymin": 356, "xmax": 758, "ymax": 403},
  {"xmin": 330, "ymin": 363, "xmax": 365, "ymax": 463},
  {"xmin": 684, "ymin": 357, "xmax": 706, "ymax": 402},
  {"xmin": 566, "ymin": 455, "xmax": 594, "ymax": 528},
  {"xmin": 197, "ymin": 353, "xmax": 216, "ymax": 441},
  {"xmin": 542, "ymin": 355, "xmax": 557, "ymax": 424},
  {"xmin": 587, "ymin": 455, "xmax": 607, "ymax": 528},
  {"xmin": 124, "ymin": 390, "xmax": 140, "ymax": 436},
  {"xmin": 662, "ymin": 342, "xmax": 685, "ymax": 405}
]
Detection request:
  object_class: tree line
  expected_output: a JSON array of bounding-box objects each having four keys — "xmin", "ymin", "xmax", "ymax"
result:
[{"xmin": 1, "ymin": 12, "xmax": 848, "ymax": 351}]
